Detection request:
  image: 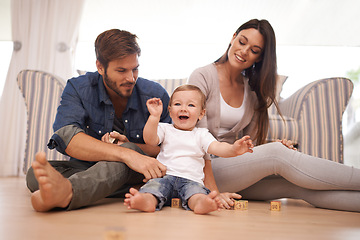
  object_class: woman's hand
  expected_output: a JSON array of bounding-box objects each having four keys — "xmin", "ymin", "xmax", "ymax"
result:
[
  {"xmin": 218, "ymin": 192, "xmax": 242, "ymax": 209},
  {"xmin": 276, "ymin": 139, "xmax": 297, "ymax": 150}
]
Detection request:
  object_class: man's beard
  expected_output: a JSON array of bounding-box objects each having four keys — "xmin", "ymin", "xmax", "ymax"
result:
[{"xmin": 103, "ymin": 73, "xmax": 135, "ymax": 98}]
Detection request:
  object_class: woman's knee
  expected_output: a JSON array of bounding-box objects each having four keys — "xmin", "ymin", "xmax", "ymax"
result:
[
  {"xmin": 259, "ymin": 141, "xmax": 286, "ymax": 154},
  {"xmin": 258, "ymin": 142, "xmax": 294, "ymax": 165},
  {"xmin": 272, "ymin": 141, "xmax": 288, "ymax": 151}
]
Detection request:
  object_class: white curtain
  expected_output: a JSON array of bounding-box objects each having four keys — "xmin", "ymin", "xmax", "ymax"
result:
[{"xmin": 0, "ymin": 0, "xmax": 85, "ymax": 176}]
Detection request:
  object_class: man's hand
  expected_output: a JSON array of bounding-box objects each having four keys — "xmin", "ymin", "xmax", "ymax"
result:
[
  {"xmin": 102, "ymin": 131, "xmax": 129, "ymax": 145},
  {"xmin": 123, "ymin": 151, "xmax": 167, "ymax": 182},
  {"xmin": 82, "ymin": 132, "xmax": 165, "ymax": 180}
]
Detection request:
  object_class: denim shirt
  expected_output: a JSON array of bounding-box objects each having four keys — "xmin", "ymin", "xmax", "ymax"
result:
[{"xmin": 48, "ymin": 71, "xmax": 171, "ymax": 160}]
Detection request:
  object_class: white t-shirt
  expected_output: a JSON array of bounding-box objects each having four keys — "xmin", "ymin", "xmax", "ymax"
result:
[
  {"xmin": 218, "ymin": 91, "xmax": 246, "ymax": 136},
  {"xmin": 157, "ymin": 123, "xmax": 217, "ymax": 184}
]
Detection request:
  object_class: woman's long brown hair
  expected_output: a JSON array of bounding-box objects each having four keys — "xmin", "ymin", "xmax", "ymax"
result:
[{"xmin": 216, "ymin": 19, "xmax": 279, "ymax": 145}]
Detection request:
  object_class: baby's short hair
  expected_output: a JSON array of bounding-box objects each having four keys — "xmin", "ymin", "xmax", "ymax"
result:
[{"xmin": 170, "ymin": 84, "xmax": 206, "ymax": 110}]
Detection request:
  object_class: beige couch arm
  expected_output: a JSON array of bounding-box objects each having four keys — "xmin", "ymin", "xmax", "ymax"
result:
[
  {"xmin": 17, "ymin": 70, "xmax": 70, "ymax": 174},
  {"xmin": 272, "ymin": 77, "xmax": 353, "ymax": 163}
]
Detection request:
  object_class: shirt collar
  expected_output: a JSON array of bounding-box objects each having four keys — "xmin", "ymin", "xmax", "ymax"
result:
[
  {"xmin": 97, "ymin": 74, "xmax": 112, "ymax": 105},
  {"xmin": 126, "ymin": 82, "xmax": 140, "ymax": 111}
]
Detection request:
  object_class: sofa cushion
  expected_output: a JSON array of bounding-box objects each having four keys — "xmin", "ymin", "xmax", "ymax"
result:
[
  {"xmin": 266, "ymin": 114, "xmax": 299, "ymax": 144},
  {"xmin": 152, "ymin": 78, "xmax": 188, "ymax": 95}
]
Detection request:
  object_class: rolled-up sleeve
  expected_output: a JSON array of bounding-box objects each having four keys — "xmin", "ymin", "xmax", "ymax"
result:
[
  {"xmin": 48, "ymin": 79, "xmax": 89, "ymax": 154},
  {"xmin": 48, "ymin": 125, "xmax": 84, "ymax": 155}
]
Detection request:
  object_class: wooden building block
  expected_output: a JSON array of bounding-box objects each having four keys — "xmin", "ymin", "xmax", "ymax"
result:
[
  {"xmin": 171, "ymin": 198, "xmax": 181, "ymax": 208},
  {"xmin": 270, "ymin": 201, "xmax": 281, "ymax": 211},
  {"xmin": 104, "ymin": 230, "xmax": 125, "ymax": 240},
  {"xmin": 233, "ymin": 200, "xmax": 248, "ymax": 210}
]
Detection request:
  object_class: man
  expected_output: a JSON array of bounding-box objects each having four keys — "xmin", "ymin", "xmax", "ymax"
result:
[{"xmin": 26, "ymin": 29, "xmax": 171, "ymax": 212}]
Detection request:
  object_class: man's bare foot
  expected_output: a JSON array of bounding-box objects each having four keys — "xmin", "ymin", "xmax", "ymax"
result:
[
  {"xmin": 31, "ymin": 152, "xmax": 73, "ymax": 212},
  {"xmin": 189, "ymin": 191, "xmax": 222, "ymax": 214},
  {"xmin": 123, "ymin": 188, "xmax": 157, "ymax": 212}
]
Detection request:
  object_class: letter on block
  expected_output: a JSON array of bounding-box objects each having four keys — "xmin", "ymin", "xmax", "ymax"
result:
[
  {"xmin": 171, "ymin": 198, "xmax": 181, "ymax": 208},
  {"xmin": 270, "ymin": 201, "xmax": 281, "ymax": 211},
  {"xmin": 234, "ymin": 200, "xmax": 248, "ymax": 210}
]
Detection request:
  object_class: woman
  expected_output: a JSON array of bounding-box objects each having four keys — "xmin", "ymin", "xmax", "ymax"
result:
[{"xmin": 188, "ymin": 19, "xmax": 360, "ymax": 212}]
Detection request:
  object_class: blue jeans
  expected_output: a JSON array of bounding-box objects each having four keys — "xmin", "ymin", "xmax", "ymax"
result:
[{"xmin": 139, "ymin": 175, "xmax": 210, "ymax": 210}]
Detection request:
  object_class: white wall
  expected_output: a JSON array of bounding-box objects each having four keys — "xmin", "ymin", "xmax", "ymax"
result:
[{"xmin": 1, "ymin": 0, "xmax": 360, "ymax": 104}]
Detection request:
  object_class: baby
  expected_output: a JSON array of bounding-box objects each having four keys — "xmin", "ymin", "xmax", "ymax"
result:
[{"xmin": 124, "ymin": 84, "xmax": 253, "ymax": 214}]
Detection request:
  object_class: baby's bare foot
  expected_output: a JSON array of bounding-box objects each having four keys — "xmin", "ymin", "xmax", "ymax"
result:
[
  {"xmin": 191, "ymin": 191, "xmax": 222, "ymax": 214},
  {"xmin": 124, "ymin": 188, "xmax": 157, "ymax": 212},
  {"xmin": 31, "ymin": 152, "xmax": 73, "ymax": 212}
]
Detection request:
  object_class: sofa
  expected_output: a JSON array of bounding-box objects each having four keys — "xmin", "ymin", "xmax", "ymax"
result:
[
  {"xmin": 17, "ymin": 70, "xmax": 353, "ymax": 174},
  {"xmin": 154, "ymin": 77, "xmax": 353, "ymax": 164},
  {"xmin": 266, "ymin": 77, "xmax": 353, "ymax": 163}
]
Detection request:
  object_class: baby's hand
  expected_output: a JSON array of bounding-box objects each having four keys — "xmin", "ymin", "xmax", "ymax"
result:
[
  {"xmin": 233, "ymin": 135, "xmax": 254, "ymax": 155},
  {"xmin": 146, "ymin": 98, "xmax": 163, "ymax": 118}
]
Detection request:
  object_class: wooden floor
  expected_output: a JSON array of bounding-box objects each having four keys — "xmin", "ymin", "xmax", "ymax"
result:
[{"xmin": 1, "ymin": 177, "xmax": 360, "ymax": 240}]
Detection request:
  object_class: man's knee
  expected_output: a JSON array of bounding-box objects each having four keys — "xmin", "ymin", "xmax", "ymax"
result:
[
  {"xmin": 120, "ymin": 142, "xmax": 145, "ymax": 155},
  {"xmin": 25, "ymin": 167, "xmax": 39, "ymax": 192}
]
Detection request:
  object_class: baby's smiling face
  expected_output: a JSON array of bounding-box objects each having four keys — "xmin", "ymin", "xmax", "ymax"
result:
[{"xmin": 169, "ymin": 90, "xmax": 205, "ymax": 131}]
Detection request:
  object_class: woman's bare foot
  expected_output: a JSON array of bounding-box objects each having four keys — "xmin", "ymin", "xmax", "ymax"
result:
[
  {"xmin": 189, "ymin": 191, "xmax": 222, "ymax": 214},
  {"xmin": 31, "ymin": 152, "xmax": 73, "ymax": 212},
  {"xmin": 124, "ymin": 188, "xmax": 157, "ymax": 212}
]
